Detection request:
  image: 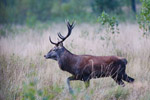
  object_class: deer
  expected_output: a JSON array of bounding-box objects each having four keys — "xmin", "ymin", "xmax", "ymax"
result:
[{"xmin": 44, "ymin": 21, "xmax": 134, "ymax": 93}]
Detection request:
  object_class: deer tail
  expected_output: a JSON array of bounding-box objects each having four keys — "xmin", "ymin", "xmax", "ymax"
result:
[{"xmin": 121, "ymin": 58, "xmax": 128, "ymax": 65}]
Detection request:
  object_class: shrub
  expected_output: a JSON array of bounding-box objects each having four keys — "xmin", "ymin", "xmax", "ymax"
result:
[
  {"xmin": 137, "ymin": 0, "xmax": 150, "ymax": 36},
  {"xmin": 97, "ymin": 11, "xmax": 119, "ymax": 34}
]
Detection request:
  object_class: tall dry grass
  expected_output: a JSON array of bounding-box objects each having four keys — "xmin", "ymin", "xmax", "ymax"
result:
[{"xmin": 0, "ymin": 23, "xmax": 150, "ymax": 100}]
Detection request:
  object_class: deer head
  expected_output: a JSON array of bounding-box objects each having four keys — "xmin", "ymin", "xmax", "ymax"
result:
[{"xmin": 44, "ymin": 21, "xmax": 75, "ymax": 61}]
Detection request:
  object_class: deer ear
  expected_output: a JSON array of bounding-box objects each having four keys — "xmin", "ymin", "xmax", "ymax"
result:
[{"xmin": 59, "ymin": 42, "xmax": 63, "ymax": 46}]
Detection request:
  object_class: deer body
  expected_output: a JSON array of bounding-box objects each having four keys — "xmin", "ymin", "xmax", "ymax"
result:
[
  {"xmin": 53, "ymin": 46, "xmax": 128, "ymax": 80},
  {"xmin": 44, "ymin": 22, "xmax": 134, "ymax": 93}
]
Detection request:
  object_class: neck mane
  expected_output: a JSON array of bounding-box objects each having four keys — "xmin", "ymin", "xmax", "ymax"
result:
[{"xmin": 57, "ymin": 46, "xmax": 78, "ymax": 74}]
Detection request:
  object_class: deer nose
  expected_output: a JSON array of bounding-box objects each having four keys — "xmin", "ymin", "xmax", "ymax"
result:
[{"xmin": 44, "ymin": 55, "xmax": 46, "ymax": 58}]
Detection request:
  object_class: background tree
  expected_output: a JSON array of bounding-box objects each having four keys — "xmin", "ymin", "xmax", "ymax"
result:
[
  {"xmin": 131, "ymin": 0, "xmax": 136, "ymax": 13},
  {"xmin": 0, "ymin": 0, "xmax": 140, "ymax": 24},
  {"xmin": 92, "ymin": 0, "xmax": 122, "ymax": 14},
  {"xmin": 137, "ymin": 0, "xmax": 150, "ymax": 36}
]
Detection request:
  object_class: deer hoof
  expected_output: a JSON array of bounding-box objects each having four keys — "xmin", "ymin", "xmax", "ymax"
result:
[{"xmin": 69, "ymin": 88, "xmax": 74, "ymax": 94}]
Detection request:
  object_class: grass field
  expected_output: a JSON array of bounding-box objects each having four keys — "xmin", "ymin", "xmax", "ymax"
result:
[{"xmin": 0, "ymin": 23, "xmax": 150, "ymax": 100}]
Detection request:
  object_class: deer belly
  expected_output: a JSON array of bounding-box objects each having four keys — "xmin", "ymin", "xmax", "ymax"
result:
[
  {"xmin": 80, "ymin": 71, "xmax": 108, "ymax": 81},
  {"xmin": 90, "ymin": 71, "xmax": 110, "ymax": 78}
]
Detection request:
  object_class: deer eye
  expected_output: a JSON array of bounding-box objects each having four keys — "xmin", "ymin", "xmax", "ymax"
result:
[{"xmin": 53, "ymin": 48, "xmax": 58, "ymax": 51}]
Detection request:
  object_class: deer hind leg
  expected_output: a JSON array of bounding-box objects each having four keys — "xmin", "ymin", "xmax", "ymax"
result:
[
  {"xmin": 122, "ymin": 73, "xmax": 134, "ymax": 83},
  {"xmin": 84, "ymin": 80, "xmax": 90, "ymax": 88},
  {"xmin": 112, "ymin": 74, "xmax": 125, "ymax": 87},
  {"xmin": 119, "ymin": 61, "xmax": 135, "ymax": 83},
  {"xmin": 115, "ymin": 79, "xmax": 125, "ymax": 87},
  {"xmin": 82, "ymin": 75, "xmax": 91, "ymax": 88}
]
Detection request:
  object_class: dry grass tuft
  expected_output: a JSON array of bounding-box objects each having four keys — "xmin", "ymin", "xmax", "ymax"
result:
[{"xmin": 0, "ymin": 23, "xmax": 150, "ymax": 100}]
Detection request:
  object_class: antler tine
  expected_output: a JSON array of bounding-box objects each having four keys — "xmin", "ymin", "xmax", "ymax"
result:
[
  {"xmin": 49, "ymin": 36, "xmax": 58, "ymax": 45},
  {"xmin": 68, "ymin": 21, "xmax": 75, "ymax": 29},
  {"xmin": 57, "ymin": 32, "xmax": 64, "ymax": 39},
  {"xmin": 66, "ymin": 21, "xmax": 75, "ymax": 35},
  {"xmin": 58, "ymin": 21, "xmax": 75, "ymax": 43},
  {"xmin": 49, "ymin": 21, "xmax": 75, "ymax": 46},
  {"xmin": 65, "ymin": 19, "xmax": 69, "ymax": 24},
  {"xmin": 72, "ymin": 21, "xmax": 76, "ymax": 28}
]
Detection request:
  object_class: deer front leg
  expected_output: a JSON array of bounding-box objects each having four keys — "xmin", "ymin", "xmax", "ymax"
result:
[{"xmin": 67, "ymin": 76, "xmax": 76, "ymax": 94}]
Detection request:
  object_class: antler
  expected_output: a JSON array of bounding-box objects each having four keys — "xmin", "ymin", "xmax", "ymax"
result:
[
  {"xmin": 49, "ymin": 36, "xmax": 58, "ymax": 46},
  {"xmin": 58, "ymin": 21, "xmax": 75, "ymax": 43},
  {"xmin": 49, "ymin": 21, "xmax": 75, "ymax": 46}
]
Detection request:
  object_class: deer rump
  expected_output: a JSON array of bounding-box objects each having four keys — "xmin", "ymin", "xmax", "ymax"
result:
[{"xmin": 73, "ymin": 56, "xmax": 130, "ymax": 82}]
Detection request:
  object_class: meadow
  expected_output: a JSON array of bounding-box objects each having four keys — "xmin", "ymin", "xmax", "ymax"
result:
[{"xmin": 0, "ymin": 23, "xmax": 150, "ymax": 100}]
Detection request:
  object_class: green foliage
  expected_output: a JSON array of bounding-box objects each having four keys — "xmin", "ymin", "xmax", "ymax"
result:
[
  {"xmin": 0, "ymin": 0, "xmax": 93, "ymax": 24},
  {"xmin": 137, "ymin": 0, "xmax": 150, "ymax": 36},
  {"xmin": 92, "ymin": 0, "xmax": 122, "ymax": 14},
  {"xmin": 0, "ymin": 2, "xmax": 7, "ymax": 23},
  {"xmin": 21, "ymin": 80, "xmax": 52, "ymax": 100},
  {"xmin": 51, "ymin": 0, "xmax": 93, "ymax": 22},
  {"xmin": 26, "ymin": 12, "xmax": 37, "ymax": 28},
  {"xmin": 21, "ymin": 67, "xmax": 63, "ymax": 100},
  {"xmin": 0, "ymin": 0, "xmax": 138, "ymax": 25},
  {"xmin": 21, "ymin": 80, "xmax": 53, "ymax": 100},
  {"xmin": 21, "ymin": 70, "xmax": 41, "ymax": 100},
  {"xmin": 106, "ymin": 87, "xmax": 129, "ymax": 100},
  {"xmin": 0, "ymin": 0, "xmax": 53, "ymax": 24},
  {"xmin": 61, "ymin": 0, "xmax": 86, "ymax": 16},
  {"xmin": 0, "ymin": 25, "xmax": 23, "ymax": 36},
  {"xmin": 98, "ymin": 11, "xmax": 119, "ymax": 34}
]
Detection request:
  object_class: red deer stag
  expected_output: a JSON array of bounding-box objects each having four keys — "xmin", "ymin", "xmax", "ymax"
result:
[{"xmin": 44, "ymin": 21, "xmax": 134, "ymax": 93}]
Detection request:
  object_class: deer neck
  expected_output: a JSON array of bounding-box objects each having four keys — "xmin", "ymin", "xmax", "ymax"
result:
[{"xmin": 57, "ymin": 47, "xmax": 77, "ymax": 74}]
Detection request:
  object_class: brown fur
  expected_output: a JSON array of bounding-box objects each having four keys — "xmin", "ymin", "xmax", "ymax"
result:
[{"xmin": 57, "ymin": 47, "xmax": 134, "ymax": 83}]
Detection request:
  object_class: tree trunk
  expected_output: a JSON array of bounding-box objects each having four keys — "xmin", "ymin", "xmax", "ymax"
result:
[{"xmin": 131, "ymin": 0, "xmax": 136, "ymax": 13}]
